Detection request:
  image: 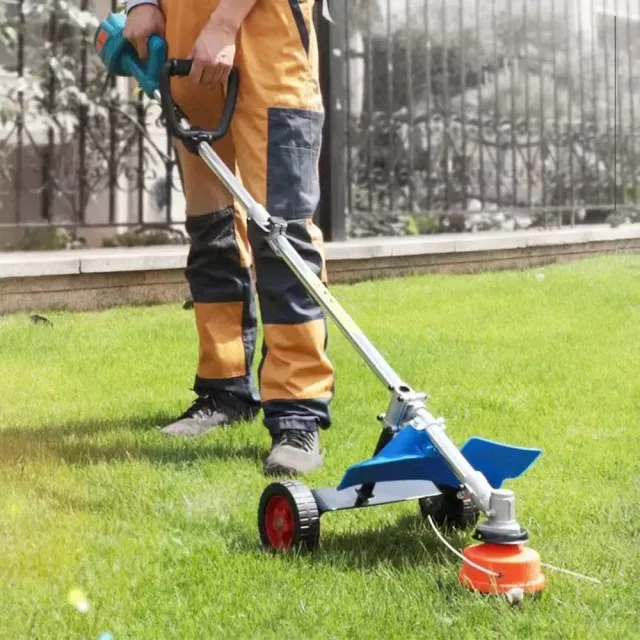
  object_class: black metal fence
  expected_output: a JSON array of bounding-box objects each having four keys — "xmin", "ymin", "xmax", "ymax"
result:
[
  {"xmin": 333, "ymin": 0, "xmax": 640, "ymax": 237},
  {"xmin": 1, "ymin": 0, "xmax": 639, "ymax": 249},
  {"xmin": 0, "ymin": 0, "xmax": 181, "ymax": 250}
]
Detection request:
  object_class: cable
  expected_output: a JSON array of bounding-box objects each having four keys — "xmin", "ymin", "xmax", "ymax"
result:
[
  {"xmin": 426, "ymin": 515, "xmax": 502, "ymax": 578},
  {"xmin": 540, "ymin": 562, "xmax": 602, "ymax": 585}
]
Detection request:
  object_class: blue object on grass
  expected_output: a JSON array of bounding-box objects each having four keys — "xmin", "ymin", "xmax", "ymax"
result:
[{"xmin": 337, "ymin": 425, "xmax": 542, "ymax": 491}]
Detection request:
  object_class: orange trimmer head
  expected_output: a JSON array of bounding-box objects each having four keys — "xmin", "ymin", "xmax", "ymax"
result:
[{"xmin": 459, "ymin": 543, "xmax": 545, "ymax": 595}]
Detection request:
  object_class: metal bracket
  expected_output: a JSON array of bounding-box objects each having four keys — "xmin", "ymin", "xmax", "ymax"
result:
[
  {"xmin": 164, "ymin": 102, "xmax": 208, "ymax": 156},
  {"xmin": 266, "ymin": 217, "xmax": 288, "ymax": 257},
  {"xmin": 268, "ymin": 217, "xmax": 288, "ymax": 237},
  {"xmin": 356, "ymin": 385, "xmax": 430, "ymax": 507},
  {"xmin": 378, "ymin": 384, "xmax": 430, "ymax": 432}
]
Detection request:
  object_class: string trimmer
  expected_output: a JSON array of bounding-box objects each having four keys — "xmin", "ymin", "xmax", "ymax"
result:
[{"xmin": 95, "ymin": 12, "xmax": 546, "ymax": 597}]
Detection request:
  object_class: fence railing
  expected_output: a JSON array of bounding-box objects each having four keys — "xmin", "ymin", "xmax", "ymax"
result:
[
  {"xmin": 336, "ymin": 0, "xmax": 640, "ymax": 237},
  {"xmin": 1, "ymin": 0, "xmax": 639, "ymax": 250},
  {"xmin": 0, "ymin": 0, "xmax": 183, "ymax": 250}
]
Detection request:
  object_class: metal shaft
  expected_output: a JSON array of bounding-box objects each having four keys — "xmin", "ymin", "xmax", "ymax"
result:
[
  {"xmin": 198, "ymin": 143, "xmax": 271, "ymax": 232},
  {"xmin": 167, "ymin": 106, "xmax": 497, "ymax": 517},
  {"xmin": 414, "ymin": 407, "xmax": 493, "ymax": 512}
]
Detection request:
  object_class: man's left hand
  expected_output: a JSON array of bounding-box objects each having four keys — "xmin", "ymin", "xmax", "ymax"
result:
[{"xmin": 188, "ymin": 11, "xmax": 237, "ymax": 86}]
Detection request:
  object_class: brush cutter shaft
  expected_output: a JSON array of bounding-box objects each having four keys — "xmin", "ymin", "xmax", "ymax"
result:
[
  {"xmin": 158, "ymin": 64, "xmax": 503, "ymax": 521},
  {"xmin": 414, "ymin": 407, "xmax": 492, "ymax": 512}
]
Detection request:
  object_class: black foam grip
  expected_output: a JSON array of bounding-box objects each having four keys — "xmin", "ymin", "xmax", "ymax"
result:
[{"xmin": 171, "ymin": 59, "xmax": 193, "ymax": 77}]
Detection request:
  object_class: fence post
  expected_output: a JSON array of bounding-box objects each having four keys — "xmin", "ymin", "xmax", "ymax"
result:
[{"xmin": 317, "ymin": 1, "xmax": 347, "ymax": 242}]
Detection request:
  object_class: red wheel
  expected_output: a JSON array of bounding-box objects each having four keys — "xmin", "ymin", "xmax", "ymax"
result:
[
  {"xmin": 264, "ymin": 496, "xmax": 296, "ymax": 550},
  {"xmin": 258, "ymin": 481, "xmax": 320, "ymax": 552}
]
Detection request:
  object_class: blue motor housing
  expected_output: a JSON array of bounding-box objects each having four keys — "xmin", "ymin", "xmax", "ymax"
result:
[{"xmin": 94, "ymin": 12, "xmax": 167, "ymax": 98}]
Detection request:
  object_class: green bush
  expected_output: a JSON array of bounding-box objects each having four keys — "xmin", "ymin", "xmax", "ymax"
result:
[
  {"xmin": 404, "ymin": 216, "xmax": 419, "ymax": 236},
  {"xmin": 5, "ymin": 228, "xmax": 85, "ymax": 251},
  {"xmin": 101, "ymin": 227, "xmax": 188, "ymax": 248},
  {"xmin": 404, "ymin": 214, "xmax": 442, "ymax": 236}
]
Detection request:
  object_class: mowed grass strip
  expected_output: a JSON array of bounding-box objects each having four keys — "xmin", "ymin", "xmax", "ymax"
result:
[{"xmin": 0, "ymin": 255, "xmax": 638, "ymax": 639}]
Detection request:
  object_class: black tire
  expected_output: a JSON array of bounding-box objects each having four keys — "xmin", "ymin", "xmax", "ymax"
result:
[
  {"xmin": 419, "ymin": 487, "xmax": 480, "ymax": 531},
  {"xmin": 258, "ymin": 480, "xmax": 320, "ymax": 552}
]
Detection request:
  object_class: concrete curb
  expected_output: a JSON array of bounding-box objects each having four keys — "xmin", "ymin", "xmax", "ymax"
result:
[
  {"xmin": 1, "ymin": 225, "xmax": 639, "ymax": 314},
  {"xmin": 2, "ymin": 225, "xmax": 639, "ymax": 280}
]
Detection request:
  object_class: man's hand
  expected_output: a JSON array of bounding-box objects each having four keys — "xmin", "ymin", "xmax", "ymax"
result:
[
  {"xmin": 123, "ymin": 4, "xmax": 166, "ymax": 61},
  {"xmin": 188, "ymin": 11, "xmax": 238, "ymax": 86}
]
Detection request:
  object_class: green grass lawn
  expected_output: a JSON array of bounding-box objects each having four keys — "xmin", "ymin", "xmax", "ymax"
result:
[{"xmin": 1, "ymin": 255, "xmax": 639, "ymax": 639}]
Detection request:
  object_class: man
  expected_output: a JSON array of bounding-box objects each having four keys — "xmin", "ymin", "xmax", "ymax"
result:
[{"xmin": 123, "ymin": 0, "xmax": 334, "ymax": 476}]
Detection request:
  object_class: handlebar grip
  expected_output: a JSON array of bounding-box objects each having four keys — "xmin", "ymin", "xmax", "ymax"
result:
[
  {"xmin": 170, "ymin": 59, "xmax": 194, "ymax": 77},
  {"xmin": 159, "ymin": 59, "xmax": 239, "ymax": 147}
]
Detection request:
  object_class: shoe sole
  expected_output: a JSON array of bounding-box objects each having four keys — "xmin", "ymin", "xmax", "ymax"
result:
[
  {"xmin": 263, "ymin": 457, "xmax": 323, "ymax": 477},
  {"xmin": 159, "ymin": 422, "xmax": 237, "ymax": 438},
  {"xmin": 263, "ymin": 464, "xmax": 299, "ymax": 478}
]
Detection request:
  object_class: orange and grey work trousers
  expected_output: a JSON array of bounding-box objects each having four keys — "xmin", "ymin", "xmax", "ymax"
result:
[{"xmin": 160, "ymin": 0, "xmax": 335, "ymax": 435}]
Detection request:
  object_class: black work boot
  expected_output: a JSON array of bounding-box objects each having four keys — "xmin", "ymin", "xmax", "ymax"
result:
[
  {"xmin": 161, "ymin": 393, "xmax": 258, "ymax": 438},
  {"xmin": 263, "ymin": 430, "xmax": 323, "ymax": 476}
]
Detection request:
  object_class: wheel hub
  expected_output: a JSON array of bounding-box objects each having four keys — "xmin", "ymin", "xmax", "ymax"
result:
[{"xmin": 265, "ymin": 496, "xmax": 295, "ymax": 550}]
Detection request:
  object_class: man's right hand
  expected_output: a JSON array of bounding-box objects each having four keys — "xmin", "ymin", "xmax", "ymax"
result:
[{"xmin": 123, "ymin": 4, "xmax": 166, "ymax": 61}]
